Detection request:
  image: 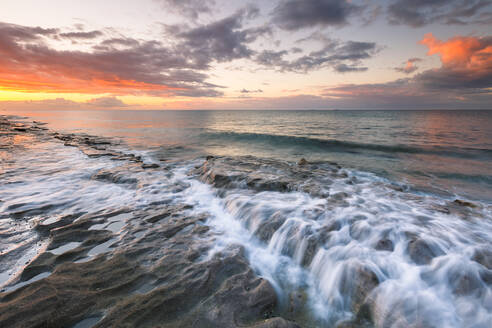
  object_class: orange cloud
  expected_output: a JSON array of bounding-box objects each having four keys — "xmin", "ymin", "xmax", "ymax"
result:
[
  {"xmin": 0, "ymin": 22, "xmax": 222, "ymax": 98},
  {"xmin": 395, "ymin": 57, "xmax": 421, "ymax": 74},
  {"xmin": 0, "ymin": 70, "xmax": 177, "ymax": 95},
  {"xmin": 420, "ymin": 33, "xmax": 492, "ymax": 71}
]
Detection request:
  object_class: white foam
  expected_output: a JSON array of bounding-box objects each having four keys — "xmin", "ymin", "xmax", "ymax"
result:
[
  {"xmin": 172, "ymin": 163, "xmax": 492, "ymax": 327},
  {"xmin": 2, "ymin": 132, "xmax": 491, "ymax": 327}
]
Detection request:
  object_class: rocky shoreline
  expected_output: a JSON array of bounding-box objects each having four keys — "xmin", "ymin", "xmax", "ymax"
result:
[
  {"xmin": 1, "ymin": 115, "xmax": 491, "ymax": 328},
  {"xmin": 0, "ymin": 116, "xmax": 300, "ymax": 328}
]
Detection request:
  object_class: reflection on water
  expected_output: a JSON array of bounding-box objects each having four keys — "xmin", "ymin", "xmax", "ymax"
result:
[
  {"xmin": 1, "ymin": 113, "xmax": 491, "ymax": 328},
  {"xmin": 2, "ymin": 109, "xmax": 491, "ymax": 201}
]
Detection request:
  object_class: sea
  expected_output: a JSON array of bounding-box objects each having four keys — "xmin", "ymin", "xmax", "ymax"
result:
[{"xmin": 1, "ymin": 109, "xmax": 491, "ymax": 327}]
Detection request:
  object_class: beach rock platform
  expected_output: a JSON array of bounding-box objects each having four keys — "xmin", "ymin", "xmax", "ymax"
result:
[{"xmin": 0, "ymin": 116, "xmax": 300, "ymax": 328}]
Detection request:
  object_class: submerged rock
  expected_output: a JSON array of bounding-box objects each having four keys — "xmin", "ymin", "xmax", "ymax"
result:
[
  {"xmin": 375, "ymin": 238, "xmax": 394, "ymax": 252},
  {"xmin": 406, "ymin": 236, "xmax": 445, "ymax": 265},
  {"xmin": 472, "ymin": 246, "xmax": 492, "ymax": 270}
]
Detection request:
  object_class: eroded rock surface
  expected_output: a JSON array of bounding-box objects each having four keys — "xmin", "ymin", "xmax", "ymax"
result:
[{"xmin": 0, "ymin": 117, "xmax": 299, "ymax": 328}]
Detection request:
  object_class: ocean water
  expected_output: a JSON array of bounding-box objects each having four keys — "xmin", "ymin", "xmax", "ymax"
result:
[
  {"xmin": 1, "ymin": 110, "xmax": 491, "ymax": 327},
  {"xmin": 9, "ymin": 110, "xmax": 491, "ymax": 201}
]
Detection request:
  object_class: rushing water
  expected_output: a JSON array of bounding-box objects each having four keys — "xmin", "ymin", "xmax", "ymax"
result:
[{"xmin": 0, "ymin": 110, "xmax": 491, "ymax": 328}]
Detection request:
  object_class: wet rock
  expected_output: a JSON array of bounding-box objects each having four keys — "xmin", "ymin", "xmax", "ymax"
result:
[
  {"xmin": 287, "ymin": 290, "xmax": 307, "ymax": 316},
  {"xmin": 479, "ymin": 268, "xmax": 492, "ymax": 286},
  {"xmin": 336, "ymin": 316, "xmax": 373, "ymax": 328},
  {"xmin": 299, "ymin": 183, "xmax": 330, "ymax": 198},
  {"xmin": 33, "ymin": 213, "xmax": 83, "ymax": 236},
  {"xmin": 349, "ymin": 221, "xmax": 371, "ymax": 241},
  {"xmin": 141, "ymin": 163, "xmax": 159, "ymax": 169},
  {"xmin": 300, "ymin": 235, "xmax": 321, "ymax": 267},
  {"xmin": 375, "ymin": 238, "xmax": 394, "ymax": 252},
  {"xmin": 190, "ymin": 156, "xmax": 339, "ymax": 198},
  {"xmin": 91, "ymin": 168, "xmax": 139, "ymax": 185},
  {"xmin": 406, "ymin": 237, "xmax": 444, "ymax": 265},
  {"xmin": 255, "ymin": 214, "xmax": 286, "ymax": 243},
  {"xmin": 0, "ymin": 199, "xmax": 298, "ymax": 328},
  {"xmin": 250, "ymin": 317, "xmax": 300, "ymax": 328},
  {"xmin": 449, "ymin": 269, "xmax": 483, "ymax": 296},
  {"xmin": 90, "ymin": 248, "xmax": 295, "ymax": 328},
  {"xmin": 453, "ymin": 199, "xmax": 478, "ymax": 208},
  {"xmin": 330, "ymin": 192, "xmax": 349, "ymax": 201},
  {"xmin": 246, "ymin": 177, "xmax": 292, "ymax": 193},
  {"xmin": 297, "ymin": 158, "xmax": 308, "ymax": 166},
  {"xmin": 472, "ymin": 246, "xmax": 492, "ymax": 270},
  {"xmin": 421, "ymin": 259, "xmax": 485, "ymax": 297},
  {"xmin": 340, "ymin": 263, "xmax": 380, "ymax": 314}
]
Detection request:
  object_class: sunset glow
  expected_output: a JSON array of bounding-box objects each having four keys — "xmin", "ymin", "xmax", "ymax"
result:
[
  {"xmin": 1, "ymin": 2, "xmax": 492, "ymax": 327},
  {"xmin": 0, "ymin": 1, "xmax": 490, "ymax": 110}
]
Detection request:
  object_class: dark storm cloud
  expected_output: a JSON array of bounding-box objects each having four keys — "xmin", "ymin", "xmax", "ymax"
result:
[
  {"xmin": 387, "ymin": 0, "xmax": 492, "ymax": 27},
  {"xmin": 155, "ymin": 0, "xmax": 216, "ymax": 19},
  {"xmin": 272, "ymin": 0, "xmax": 363, "ymax": 30},
  {"xmin": 255, "ymin": 39, "xmax": 379, "ymax": 73},
  {"xmin": 59, "ymin": 30, "xmax": 104, "ymax": 39}
]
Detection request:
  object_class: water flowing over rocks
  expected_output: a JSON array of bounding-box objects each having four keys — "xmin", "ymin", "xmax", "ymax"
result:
[
  {"xmin": 190, "ymin": 156, "xmax": 492, "ymax": 327},
  {"xmin": 0, "ymin": 116, "xmax": 299, "ymax": 328},
  {"xmin": 1, "ymin": 115, "xmax": 492, "ymax": 328}
]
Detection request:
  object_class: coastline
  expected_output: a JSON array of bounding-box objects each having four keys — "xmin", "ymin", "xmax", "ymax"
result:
[{"xmin": 1, "ymin": 115, "xmax": 491, "ymax": 328}]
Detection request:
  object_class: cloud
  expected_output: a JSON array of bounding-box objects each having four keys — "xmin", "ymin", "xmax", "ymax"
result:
[
  {"xmin": 395, "ymin": 57, "xmax": 422, "ymax": 74},
  {"xmin": 99, "ymin": 38, "xmax": 140, "ymax": 48},
  {"xmin": 168, "ymin": 5, "xmax": 269, "ymax": 65},
  {"xmin": 323, "ymin": 33, "xmax": 492, "ymax": 105},
  {"xmin": 86, "ymin": 96, "xmax": 127, "ymax": 107},
  {"xmin": 387, "ymin": 0, "xmax": 492, "ymax": 27},
  {"xmin": 155, "ymin": 0, "xmax": 216, "ymax": 19},
  {"xmin": 240, "ymin": 88, "xmax": 263, "ymax": 93},
  {"xmin": 272, "ymin": 0, "xmax": 363, "ymax": 30},
  {"xmin": 0, "ymin": 5, "xmax": 273, "ymax": 98},
  {"xmin": 59, "ymin": 30, "xmax": 104, "ymax": 39},
  {"xmin": 417, "ymin": 33, "xmax": 492, "ymax": 89},
  {"xmin": 0, "ymin": 98, "xmax": 83, "ymax": 111},
  {"xmin": 319, "ymin": 33, "xmax": 492, "ymax": 108},
  {"xmin": 255, "ymin": 38, "xmax": 380, "ymax": 73},
  {"xmin": 0, "ymin": 22, "xmax": 58, "ymax": 45},
  {"xmin": 0, "ymin": 97, "xmax": 137, "ymax": 111},
  {"xmin": 0, "ymin": 19, "xmax": 251, "ymax": 97}
]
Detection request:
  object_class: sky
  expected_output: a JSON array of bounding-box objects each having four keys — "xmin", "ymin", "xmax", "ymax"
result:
[{"xmin": 0, "ymin": 0, "xmax": 491, "ymax": 110}]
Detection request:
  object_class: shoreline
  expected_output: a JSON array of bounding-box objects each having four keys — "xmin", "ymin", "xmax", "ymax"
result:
[{"xmin": 1, "ymin": 115, "xmax": 491, "ymax": 328}]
